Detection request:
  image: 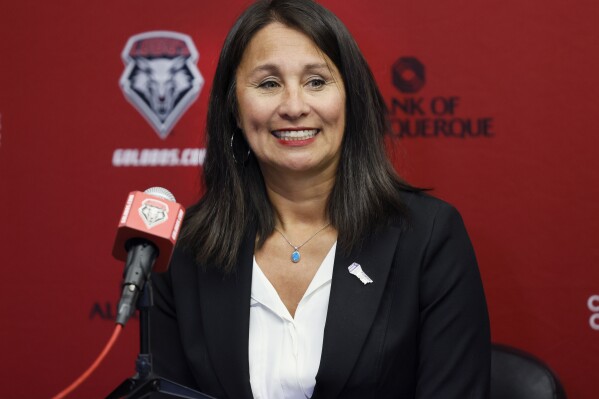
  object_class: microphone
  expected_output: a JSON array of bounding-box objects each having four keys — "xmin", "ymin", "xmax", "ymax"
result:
[{"xmin": 112, "ymin": 187, "xmax": 185, "ymax": 325}]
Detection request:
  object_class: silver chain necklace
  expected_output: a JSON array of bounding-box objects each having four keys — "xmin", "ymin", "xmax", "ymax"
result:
[{"xmin": 275, "ymin": 223, "xmax": 331, "ymax": 263}]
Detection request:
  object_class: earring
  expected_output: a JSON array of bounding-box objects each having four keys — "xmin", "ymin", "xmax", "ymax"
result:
[{"xmin": 230, "ymin": 133, "xmax": 251, "ymax": 164}]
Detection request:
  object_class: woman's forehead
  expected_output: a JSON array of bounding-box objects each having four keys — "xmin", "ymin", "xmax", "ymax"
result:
[{"xmin": 237, "ymin": 22, "xmax": 337, "ymax": 75}]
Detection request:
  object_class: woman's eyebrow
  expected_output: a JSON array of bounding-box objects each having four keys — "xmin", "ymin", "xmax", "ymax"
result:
[
  {"xmin": 249, "ymin": 63, "xmax": 279, "ymax": 75},
  {"xmin": 304, "ymin": 63, "xmax": 329, "ymax": 71}
]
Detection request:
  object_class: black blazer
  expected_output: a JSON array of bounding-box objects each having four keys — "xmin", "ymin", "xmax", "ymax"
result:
[{"xmin": 149, "ymin": 192, "xmax": 491, "ymax": 398}]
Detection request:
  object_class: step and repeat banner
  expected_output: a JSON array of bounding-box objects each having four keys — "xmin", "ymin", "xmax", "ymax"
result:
[{"xmin": 1, "ymin": 0, "xmax": 598, "ymax": 397}]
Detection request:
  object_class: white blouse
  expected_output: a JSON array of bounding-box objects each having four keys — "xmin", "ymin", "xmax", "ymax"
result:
[{"xmin": 249, "ymin": 243, "xmax": 337, "ymax": 399}]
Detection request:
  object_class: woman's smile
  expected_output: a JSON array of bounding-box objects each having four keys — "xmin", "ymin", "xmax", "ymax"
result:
[{"xmin": 271, "ymin": 128, "xmax": 320, "ymax": 146}]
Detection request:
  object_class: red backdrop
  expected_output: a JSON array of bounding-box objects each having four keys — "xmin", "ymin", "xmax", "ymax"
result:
[{"xmin": 1, "ymin": 0, "xmax": 598, "ymax": 397}]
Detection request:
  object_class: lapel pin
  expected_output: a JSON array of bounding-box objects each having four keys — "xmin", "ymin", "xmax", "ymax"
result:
[{"xmin": 348, "ymin": 262, "xmax": 373, "ymax": 285}]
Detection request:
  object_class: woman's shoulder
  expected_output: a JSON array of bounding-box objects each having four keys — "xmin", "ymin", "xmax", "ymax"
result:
[
  {"xmin": 391, "ymin": 190, "xmax": 466, "ymax": 234},
  {"xmin": 399, "ymin": 190, "xmax": 459, "ymax": 218}
]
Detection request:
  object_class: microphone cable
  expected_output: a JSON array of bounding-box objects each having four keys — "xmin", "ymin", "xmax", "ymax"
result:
[{"xmin": 51, "ymin": 324, "xmax": 123, "ymax": 399}]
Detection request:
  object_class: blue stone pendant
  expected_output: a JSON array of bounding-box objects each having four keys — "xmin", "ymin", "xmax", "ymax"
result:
[{"xmin": 291, "ymin": 249, "xmax": 301, "ymax": 263}]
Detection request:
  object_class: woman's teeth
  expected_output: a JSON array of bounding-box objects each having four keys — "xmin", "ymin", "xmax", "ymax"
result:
[{"xmin": 272, "ymin": 129, "xmax": 318, "ymax": 141}]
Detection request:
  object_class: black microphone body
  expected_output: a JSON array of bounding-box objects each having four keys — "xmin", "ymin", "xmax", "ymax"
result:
[{"xmin": 116, "ymin": 238, "xmax": 159, "ymax": 325}]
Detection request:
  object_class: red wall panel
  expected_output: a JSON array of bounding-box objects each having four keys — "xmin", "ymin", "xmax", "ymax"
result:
[{"xmin": 1, "ymin": 0, "xmax": 597, "ymax": 397}]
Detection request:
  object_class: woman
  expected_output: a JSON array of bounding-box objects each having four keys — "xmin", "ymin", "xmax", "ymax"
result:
[{"xmin": 149, "ymin": 0, "xmax": 491, "ymax": 398}]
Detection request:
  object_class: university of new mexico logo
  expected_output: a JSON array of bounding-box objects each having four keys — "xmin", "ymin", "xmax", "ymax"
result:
[
  {"xmin": 120, "ymin": 31, "xmax": 204, "ymax": 139},
  {"xmin": 138, "ymin": 198, "xmax": 169, "ymax": 228}
]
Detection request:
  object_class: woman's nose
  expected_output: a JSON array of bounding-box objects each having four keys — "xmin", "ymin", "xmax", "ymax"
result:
[{"xmin": 278, "ymin": 87, "xmax": 310, "ymax": 119}]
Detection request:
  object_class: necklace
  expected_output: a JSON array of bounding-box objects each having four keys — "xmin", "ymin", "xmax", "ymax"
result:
[{"xmin": 275, "ymin": 223, "xmax": 331, "ymax": 263}]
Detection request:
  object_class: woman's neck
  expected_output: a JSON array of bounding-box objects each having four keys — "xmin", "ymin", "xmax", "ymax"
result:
[{"xmin": 262, "ymin": 169, "xmax": 335, "ymax": 229}]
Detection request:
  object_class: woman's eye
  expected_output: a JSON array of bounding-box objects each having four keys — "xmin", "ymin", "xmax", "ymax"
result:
[
  {"xmin": 307, "ymin": 78, "xmax": 326, "ymax": 89},
  {"xmin": 258, "ymin": 80, "xmax": 279, "ymax": 89}
]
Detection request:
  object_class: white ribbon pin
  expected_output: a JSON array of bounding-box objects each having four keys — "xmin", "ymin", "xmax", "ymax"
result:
[{"xmin": 348, "ymin": 262, "xmax": 373, "ymax": 285}]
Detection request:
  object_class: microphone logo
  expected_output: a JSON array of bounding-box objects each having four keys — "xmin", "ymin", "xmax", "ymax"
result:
[{"xmin": 138, "ymin": 198, "xmax": 169, "ymax": 228}]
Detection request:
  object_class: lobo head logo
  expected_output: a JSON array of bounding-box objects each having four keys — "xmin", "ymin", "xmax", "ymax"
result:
[
  {"xmin": 138, "ymin": 198, "xmax": 169, "ymax": 228},
  {"xmin": 120, "ymin": 31, "xmax": 204, "ymax": 139},
  {"xmin": 589, "ymin": 295, "xmax": 599, "ymax": 331},
  {"xmin": 392, "ymin": 57, "xmax": 425, "ymax": 94}
]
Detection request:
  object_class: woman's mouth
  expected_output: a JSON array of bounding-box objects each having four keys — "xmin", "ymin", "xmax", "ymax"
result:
[{"xmin": 271, "ymin": 129, "xmax": 319, "ymax": 141}]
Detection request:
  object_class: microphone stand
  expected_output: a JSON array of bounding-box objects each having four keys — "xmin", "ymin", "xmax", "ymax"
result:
[{"xmin": 106, "ymin": 280, "xmax": 216, "ymax": 399}]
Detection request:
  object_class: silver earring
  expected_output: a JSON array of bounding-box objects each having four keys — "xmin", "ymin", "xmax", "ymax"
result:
[{"xmin": 230, "ymin": 133, "xmax": 251, "ymax": 164}]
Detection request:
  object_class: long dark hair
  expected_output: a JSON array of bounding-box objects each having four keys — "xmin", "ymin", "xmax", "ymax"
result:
[{"xmin": 180, "ymin": 0, "xmax": 419, "ymax": 272}]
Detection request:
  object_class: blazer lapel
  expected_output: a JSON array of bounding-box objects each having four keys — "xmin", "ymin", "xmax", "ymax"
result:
[
  {"xmin": 312, "ymin": 224, "xmax": 401, "ymax": 398},
  {"xmin": 197, "ymin": 231, "xmax": 255, "ymax": 399}
]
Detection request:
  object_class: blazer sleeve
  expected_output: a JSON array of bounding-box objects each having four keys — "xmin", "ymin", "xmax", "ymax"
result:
[
  {"xmin": 148, "ymin": 262, "xmax": 201, "ymax": 393},
  {"xmin": 416, "ymin": 203, "xmax": 491, "ymax": 398}
]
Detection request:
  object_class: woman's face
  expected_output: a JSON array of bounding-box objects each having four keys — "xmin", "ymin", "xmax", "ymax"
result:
[{"xmin": 235, "ymin": 22, "xmax": 346, "ymax": 178}]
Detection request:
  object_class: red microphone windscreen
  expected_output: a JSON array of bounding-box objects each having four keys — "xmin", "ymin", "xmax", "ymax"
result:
[{"xmin": 112, "ymin": 190, "xmax": 185, "ymax": 273}]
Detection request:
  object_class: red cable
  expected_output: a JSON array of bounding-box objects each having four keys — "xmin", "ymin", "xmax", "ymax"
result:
[{"xmin": 52, "ymin": 324, "xmax": 123, "ymax": 399}]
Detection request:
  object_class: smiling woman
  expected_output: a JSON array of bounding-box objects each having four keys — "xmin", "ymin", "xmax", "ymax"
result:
[
  {"xmin": 235, "ymin": 22, "xmax": 346, "ymax": 177},
  {"xmin": 149, "ymin": 0, "xmax": 491, "ymax": 398}
]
